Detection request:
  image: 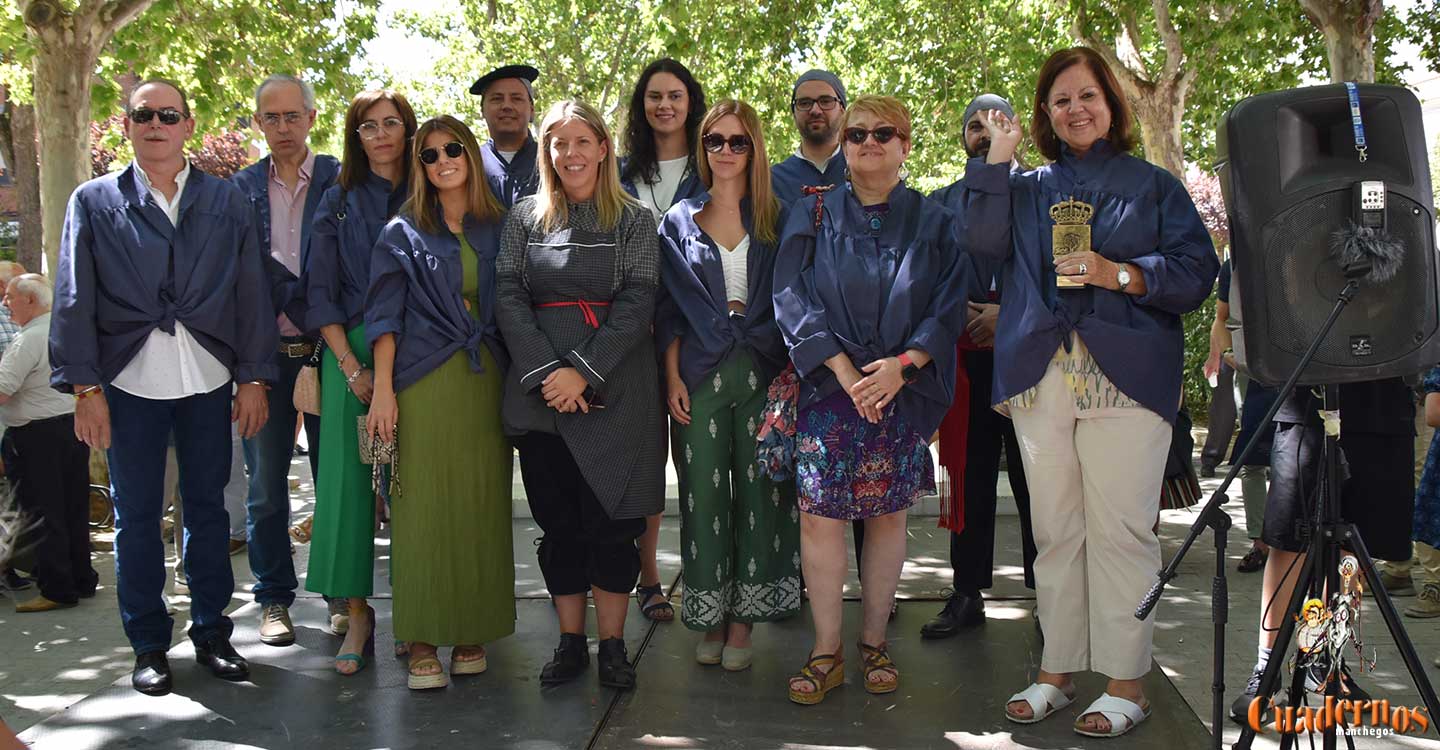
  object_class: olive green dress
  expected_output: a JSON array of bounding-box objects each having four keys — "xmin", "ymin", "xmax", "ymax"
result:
[
  {"xmin": 306, "ymin": 323, "xmax": 376, "ymax": 598},
  {"xmin": 392, "ymin": 234, "xmax": 515, "ymax": 645}
]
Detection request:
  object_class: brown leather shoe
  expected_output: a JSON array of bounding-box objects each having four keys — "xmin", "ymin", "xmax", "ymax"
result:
[{"xmin": 16, "ymin": 595, "xmax": 77, "ymax": 613}]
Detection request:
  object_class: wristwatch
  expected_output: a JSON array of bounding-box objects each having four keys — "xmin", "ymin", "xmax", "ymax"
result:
[
  {"xmin": 1117, "ymin": 263, "xmax": 1133, "ymax": 291},
  {"xmin": 897, "ymin": 353, "xmax": 921, "ymax": 384}
]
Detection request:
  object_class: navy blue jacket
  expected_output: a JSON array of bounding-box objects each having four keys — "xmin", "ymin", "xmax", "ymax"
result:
[
  {"xmin": 51, "ymin": 163, "xmax": 279, "ymax": 390},
  {"xmin": 230, "ymin": 153, "xmax": 341, "ymax": 332},
  {"xmin": 657, "ymin": 194, "xmax": 787, "ymax": 391},
  {"xmin": 620, "ymin": 157, "xmax": 706, "ymax": 209},
  {"xmin": 773, "ymin": 182, "xmax": 971, "ymax": 439},
  {"xmin": 963, "ymin": 140, "xmax": 1219, "ymax": 421},
  {"xmin": 481, "ymin": 137, "xmax": 539, "ymax": 209},
  {"xmin": 770, "ymin": 150, "xmax": 848, "ymax": 209},
  {"xmin": 931, "ymin": 170, "xmax": 1020, "ymax": 303},
  {"xmin": 365, "ymin": 209, "xmax": 509, "ymax": 392},
  {"xmin": 306, "ymin": 173, "xmax": 407, "ymax": 330}
]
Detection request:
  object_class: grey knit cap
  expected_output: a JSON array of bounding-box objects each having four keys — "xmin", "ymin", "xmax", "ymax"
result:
[
  {"xmin": 792, "ymin": 69, "xmax": 847, "ymax": 107},
  {"xmin": 963, "ymin": 93, "xmax": 1015, "ymax": 128}
]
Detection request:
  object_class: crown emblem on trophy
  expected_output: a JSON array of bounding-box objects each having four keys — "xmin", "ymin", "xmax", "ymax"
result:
[{"xmin": 1050, "ymin": 196, "xmax": 1094, "ymax": 225}]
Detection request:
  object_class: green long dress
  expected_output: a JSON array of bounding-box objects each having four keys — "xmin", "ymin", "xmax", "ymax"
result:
[
  {"xmin": 392, "ymin": 234, "xmax": 516, "ymax": 645},
  {"xmin": 306, "ymin": 323, "xmax": 376, "ymax": 597}
]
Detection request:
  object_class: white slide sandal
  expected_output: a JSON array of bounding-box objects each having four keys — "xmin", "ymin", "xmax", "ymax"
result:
[
  {"xmin": 1005, "ymin": 682, "xmax": 1075, "ymax": 724},
  {"xmin": 1073, "ymin": 692, "xmax": 1151, "ymax": 737}
]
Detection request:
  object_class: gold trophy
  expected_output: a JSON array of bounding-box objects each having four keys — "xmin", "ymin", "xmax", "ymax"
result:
[{"xmin": 1050, "ymin": 196, "xmax": 1094, "ymax": 288}]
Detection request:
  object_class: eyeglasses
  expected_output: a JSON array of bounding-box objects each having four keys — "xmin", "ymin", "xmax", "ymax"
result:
[
  {"xmin": 128, "ymin": 107, "xmax": 185, "ymax": 126},
  {"xmin": 419, "ymin": 141, "xmax": 465, "ymax": 164},
  {"xmin": 357, "ymin": 116, "xmax": 406, "ymax": 140},
  {"xmin": 793, "ymin": 96, "xmax": 841, "ymax": 112},
  {"xmin": 844, "ymin": 126, "xmax": 905, "ymax": 145},
  {"xmin": 701, "ymin": 133, "xmax": 752, "ymax": 155},
  {"xmin": 258, "ymin": 111, "xmax": 306, "ymax": 128}
]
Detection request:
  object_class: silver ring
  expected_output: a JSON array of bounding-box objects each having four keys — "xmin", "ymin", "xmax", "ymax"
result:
[{"xmin": 1078, "ymin": 263, "xmax": 1088, "ymax": 275}]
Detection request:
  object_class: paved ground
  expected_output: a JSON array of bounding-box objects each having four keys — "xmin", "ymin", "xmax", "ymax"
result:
[{"xmin": 3, "ymin": 439, "xmax": 1440, "ymax": 748}]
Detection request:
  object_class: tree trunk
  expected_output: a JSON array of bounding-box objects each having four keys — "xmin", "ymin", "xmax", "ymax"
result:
[
  {"xmin": 1128, "ymin": 81, "xmax": 1187, "ymax": 180},
  {"xmin": 1301, "ymin": 0, "xmax": 1381, "ymax": 83},
  {"xmin": 32, "ymin": 42, "xmax": 96, "ymax": 277},
  {"xmin": 10, "ymin": 104, "xmax": 43, "ymax": 272}
]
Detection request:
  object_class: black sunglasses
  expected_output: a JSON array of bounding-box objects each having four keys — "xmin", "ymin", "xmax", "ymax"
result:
[
  {"xmin": 844, "ymin": 126, "xmax": 904, "ymax": 145},
  {"xmin": 793, "ymin": 96, "xmax": 842, "ymax": 112},
  {"xmin": 129, "ymin": 107, "xmax": 185, "ymax": 126},
  {"xmin": 419, "ymin": 141, "xmax": 465, "ymax": 164},
  {"xmin": 701, "ymin": 133, "xmax": 752, "ymax": 155}
]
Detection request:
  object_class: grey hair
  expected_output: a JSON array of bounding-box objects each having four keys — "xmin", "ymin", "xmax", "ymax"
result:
[
  {"xmin": 255, "ymin": 74, "xmax": 316, "ymax": 113},
  {"xmin": 11, "ymin": 274, "xmax": 52, "ymax": 308}
]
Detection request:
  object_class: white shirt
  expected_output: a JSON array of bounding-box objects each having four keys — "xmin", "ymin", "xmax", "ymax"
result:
[
  {"xmin": 110, "ymin": 160, "xmax": 232, "ymax": 400},
  {"xmin": 497, "ymin": 149, "xmax": 518, "ymax": 162},
  {"xmin": 0, "ymin": 313, "xmax": 75, "ymax": 427},
  {"xmin": 639, "ymin": 157, "xmax": 690, "ymax": 220},
  {"xmin": 719, "ymin": 235, "xmax": 750, "ymax": 305},
  {"xmin": 795, "ymin": 143, "xmax": 842, "ymax": 175}
]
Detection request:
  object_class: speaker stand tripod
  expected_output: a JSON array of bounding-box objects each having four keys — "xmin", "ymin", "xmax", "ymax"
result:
[{"xmin": 1136, "ymin": 278, "xmax": 1440, "ymax": 749}]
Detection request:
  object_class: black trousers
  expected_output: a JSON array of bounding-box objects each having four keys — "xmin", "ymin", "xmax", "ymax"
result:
[
  {"xmin": 515, "ymin": 432, "xmax": 645, "ymax": 596},
  {"xmin": 948, "ymin": 349, "xmax": 1036, "ymax": 592},
  {"xmin": 9, "ymin": 414, "xmax": 97, "ymax": 603}
]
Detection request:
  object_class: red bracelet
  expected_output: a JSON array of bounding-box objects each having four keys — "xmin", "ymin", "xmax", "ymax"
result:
[{"xmin": 897, "ymin": 353, "xmax": 914, "ymax": 368}]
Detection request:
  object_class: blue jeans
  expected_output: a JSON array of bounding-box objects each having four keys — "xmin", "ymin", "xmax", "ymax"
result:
[
  {"xmin": 241, "ymin": 351, "xmax": 319, "ymax": 608},
  {"xmin": 107, "ymin": 384, "xmax": 235, "ymax": 655}
]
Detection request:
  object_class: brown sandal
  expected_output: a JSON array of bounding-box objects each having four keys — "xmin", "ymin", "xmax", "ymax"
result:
[
  {"xmin": 288, "ymin": 516, "xmax": 313, "ymax": 544},
  {"xmin": 858, "ymin": 641, "xmax": 899, "ymax": 695},
  {"xmin": 788, "ymin": 652, "xmax": 845, "ymax": 705}
]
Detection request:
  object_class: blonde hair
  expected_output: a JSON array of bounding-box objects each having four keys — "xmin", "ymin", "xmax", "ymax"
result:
[
  {"xmin": 839, "ymin": 95, "xmax": 913, "ymax": 141},
  {"xmin": 533, "ymin": 99, "xmax": 638, "ymax": 233},
  {"xmin": 695, "ymin": 100, "xmax": 781, "ymax": 246},
  {"xmin": 401, "ymin": 115, "xmax": 505, "ymax": 235}
]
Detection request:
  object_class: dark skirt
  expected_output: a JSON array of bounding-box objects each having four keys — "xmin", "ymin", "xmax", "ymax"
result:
[
  {"xmin": 1229, "ymin": 380, "xmax": 1279, "ymax": 467},
  {"xmin": 794, "ymin": 390, "xmax": 934, "ymax": 520}
]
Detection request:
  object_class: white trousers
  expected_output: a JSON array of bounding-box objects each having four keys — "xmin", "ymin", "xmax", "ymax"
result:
[{"xmin": 1008, "ymin": 361, "xmax": 1171, "ymax": 679}]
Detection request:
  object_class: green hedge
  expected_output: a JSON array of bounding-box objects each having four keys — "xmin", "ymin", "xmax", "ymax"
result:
[{"xmin": 1182, "ymin": 296, "xmax": 1217, "ymax": 423}]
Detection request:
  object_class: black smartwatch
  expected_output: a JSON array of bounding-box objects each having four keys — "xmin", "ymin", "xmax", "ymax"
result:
[{"xmin": 898, "ymin": 353, "xmax": 921, "ymax": 384}]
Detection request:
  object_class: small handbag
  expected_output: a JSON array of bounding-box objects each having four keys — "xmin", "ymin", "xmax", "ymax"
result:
[
  {"xmin": 357, "ymin": 416, "xmax": 400, "ymax": 498},
  {"xmin": 292, "ymin": 338, "xmax": 324, "ymax": 416},
  {"xmin": 754, "ymin": 184, "xmax": 832, "ymax": 482}
]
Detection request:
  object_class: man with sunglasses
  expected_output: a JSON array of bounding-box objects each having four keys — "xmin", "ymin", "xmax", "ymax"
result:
[
  {"xmin": 923, "ymin": 93, "xmax": 1039, "ymax": 640},
  {"xmin": 230, "ymin": 74, "xmax": 340, "ymax": 648},
  {"xmin": 50, "ymin": 79, "xmax": 277, "ymax": 695},
  {"xmin": 771, "ymin": 69, "xmax": 848, "ymax": 209},
  {"xmin": 470, "ymin": 64, "xmax": 541, "ymax": 208}
]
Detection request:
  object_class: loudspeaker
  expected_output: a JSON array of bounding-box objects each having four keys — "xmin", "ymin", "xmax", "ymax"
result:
[{"xmin": 1216, "ymin": 83, "xmax": 1440, "ymax": 385}]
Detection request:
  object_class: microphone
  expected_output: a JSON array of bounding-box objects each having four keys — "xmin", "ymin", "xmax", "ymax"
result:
[{"xmin": 1329, "ymin": 180, "xmax": 1404, "ymax": 283}]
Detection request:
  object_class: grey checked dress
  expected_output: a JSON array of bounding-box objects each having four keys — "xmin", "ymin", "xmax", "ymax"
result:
[{"xmin": 495, "ymin": 198, "xmax": 665, "ymax": 520}]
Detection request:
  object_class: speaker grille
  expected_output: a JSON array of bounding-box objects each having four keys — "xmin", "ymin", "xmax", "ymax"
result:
[{"xmin": 1259, "ymin": 191, "xmax": 1436, "ymax": 370}]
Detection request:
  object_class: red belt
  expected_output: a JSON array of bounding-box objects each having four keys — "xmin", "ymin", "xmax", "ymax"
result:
[{"xmin": 537, "ymin": 300, "xmax": 610, "ymax": 328}]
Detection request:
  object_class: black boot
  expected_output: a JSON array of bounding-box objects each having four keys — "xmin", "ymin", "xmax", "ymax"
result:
[
  {"xmin": 919, "ymin": 590, "xmax": 985, "ymax": 639},
  {"xmin": 132, "ymin": 651, "xmax": 172, "ymax": 696},
  {"xmin": 194, "ymin": 633, "xmax": 250, "ymax": 681},
  {"xmin": 540, "ymin": 633, "xmax": 589, "ymax": 685},
  {"xmin": 597, "ymin": 637, "xmax": 636, "ymax": 690}
]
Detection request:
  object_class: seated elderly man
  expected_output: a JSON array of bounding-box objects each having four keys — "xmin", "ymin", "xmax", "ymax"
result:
[{"xmin": 0, "ymin": 274, "xmax": 97, "ymax": 612}]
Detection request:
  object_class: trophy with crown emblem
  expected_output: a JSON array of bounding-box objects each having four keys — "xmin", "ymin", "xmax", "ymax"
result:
[{"xmin": 1050, "ymin": 196, "xmax": 1094, "ymax": 288}]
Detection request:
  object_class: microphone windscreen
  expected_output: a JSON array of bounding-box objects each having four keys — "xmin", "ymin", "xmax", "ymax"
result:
[{"xmin": 1330, "ymin": 221, "xmax": 1404, "ymax": 283}]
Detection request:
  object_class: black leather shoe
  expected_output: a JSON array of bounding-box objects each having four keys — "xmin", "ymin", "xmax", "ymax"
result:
[
  {"xmin": 597, "ymin": 637, "xmax": 636, "ymax": 690},
  {"xmin": 195, "ymin": 634, "xmax": 250, "ymax": 681},
  {"xmin": 132, "ymin": 651, "xmax": 172, "ymax": 696},
  {"xmin": 540, "ymin": 633, "xmax": 589, "ymax": 685},
  {"xmin": 919, "ymin": 591, "xmax": 985, "ymax": 639},
  {"xmin": 1200, "ymin": 463, "xmax": 1217, "ymax": 478}
]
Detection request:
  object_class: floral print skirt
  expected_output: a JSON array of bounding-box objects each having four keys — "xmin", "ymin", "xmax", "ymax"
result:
[{"xmin": 794, "ymin": 390, "xmax": 935, "ymax": 520}]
